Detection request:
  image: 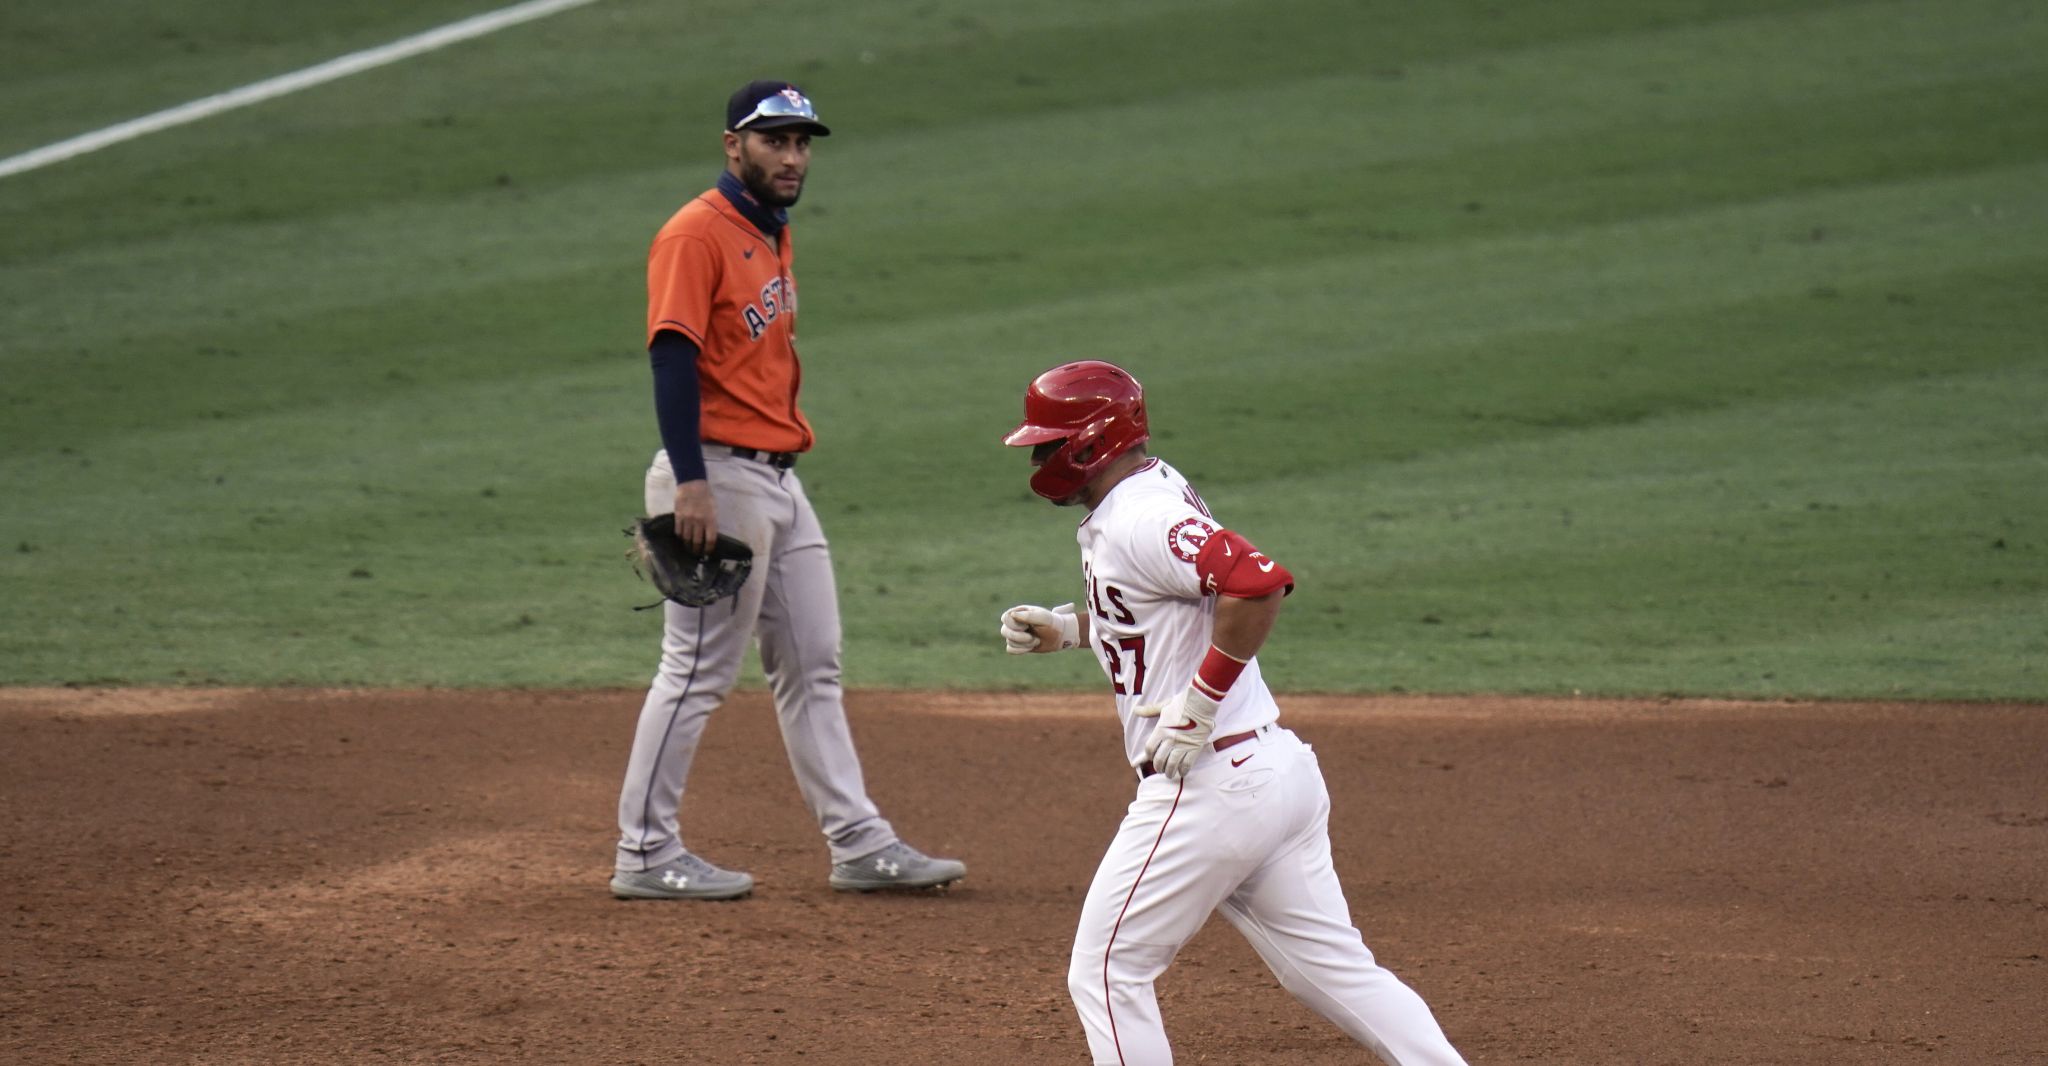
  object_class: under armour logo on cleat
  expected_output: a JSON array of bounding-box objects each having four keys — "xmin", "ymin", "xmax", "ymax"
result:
[
  {"xmin": 876, "ymin": 858, "xmax": 901, "ymax": 876},
  {"xmin": 662, "ymin": 870, "xmax": 690, "ymax": 888}
]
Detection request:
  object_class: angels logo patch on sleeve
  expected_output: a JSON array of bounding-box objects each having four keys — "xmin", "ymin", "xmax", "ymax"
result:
[{"xmin": 1168, "ymin": 517, "xmax": 1218, "ymax": 563}]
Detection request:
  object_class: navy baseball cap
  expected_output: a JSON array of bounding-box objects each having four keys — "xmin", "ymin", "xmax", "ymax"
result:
[{"xmin": 725, "ymin": 80, "xmax": 832, "ymax": 136}]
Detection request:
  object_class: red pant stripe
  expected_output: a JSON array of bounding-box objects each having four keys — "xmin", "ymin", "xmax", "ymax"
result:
[{"xmin": 1104, "ymin": 780, "xmax": 1185, "ymax": 1064}]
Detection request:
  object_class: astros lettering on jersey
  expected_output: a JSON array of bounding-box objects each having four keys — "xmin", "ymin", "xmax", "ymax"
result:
[{"xmin": 646, "ymin": 192, "xmax": 812, "ymax": 454}]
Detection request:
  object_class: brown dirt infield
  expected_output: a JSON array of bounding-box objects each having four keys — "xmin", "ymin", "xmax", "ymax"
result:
[{"xmin": 2, "ymin": 688, "xmax": 2042, "ymax": 1064}]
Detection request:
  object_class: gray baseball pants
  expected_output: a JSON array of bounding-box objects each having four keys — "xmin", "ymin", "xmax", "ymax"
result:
[{"xmin": 615, "ymin": 447, "xmax": 897, "ymax": 871}]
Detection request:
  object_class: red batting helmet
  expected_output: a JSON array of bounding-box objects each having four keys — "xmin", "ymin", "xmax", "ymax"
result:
[{"xmin": 1002, "ymin": 360, "xmax": 1150, "ymax": 501}]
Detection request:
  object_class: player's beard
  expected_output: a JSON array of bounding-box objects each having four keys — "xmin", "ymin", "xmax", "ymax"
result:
[{"xmin": 741, "ymin": 155, "xmax": 803, "ymax": 209}]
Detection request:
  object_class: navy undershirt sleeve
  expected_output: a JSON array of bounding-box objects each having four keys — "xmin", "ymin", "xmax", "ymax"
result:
[{"xmin": 649, "ymin": 330, "xmax": 708, "ymax": 484}]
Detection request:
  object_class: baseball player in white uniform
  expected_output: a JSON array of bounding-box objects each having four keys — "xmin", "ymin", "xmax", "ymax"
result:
[{"xmin": 999, "ymin": 360, "xmax": 1469, "ymax": 1065}]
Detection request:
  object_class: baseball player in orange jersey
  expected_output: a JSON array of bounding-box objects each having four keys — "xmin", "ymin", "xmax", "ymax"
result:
[
  {"xmin": 609, "ymin": 80, "xmax": 965, "ymax": 900},
  {"xmin": 1000, "ymin": 361, "xmax": 1468, "ymax": 1065}
]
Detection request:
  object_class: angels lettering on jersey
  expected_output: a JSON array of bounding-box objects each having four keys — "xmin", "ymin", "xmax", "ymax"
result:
[
  {"xmin": 1086, "ymin": 469, "xmax": 1209, "ymax": 695},
  {"xmin": 1075, "ymin": 459, "xmax": 1283, "ymax": 767}
]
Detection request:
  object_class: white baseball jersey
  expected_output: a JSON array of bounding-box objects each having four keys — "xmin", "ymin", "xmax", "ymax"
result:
[
  {"xmin": 1059, "ymin": 455, "xmax": 1470, "ymax": 1066},
  {"xmin": 1076, "ymin": 458, "xmax": 1278, "ymax": 768}
]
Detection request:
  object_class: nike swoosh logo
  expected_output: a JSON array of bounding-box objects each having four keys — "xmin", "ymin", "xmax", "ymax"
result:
[
  {"xmin": 1230, "ymin": 754, "xmax": 1253, "ymax": 767},
  {"xmin": 743, "ymin": 247, "xmax": 756, "ymax": 259},
  {"xmin": 1256, "ymin": 558, "xmax": 1275, "ymax": 572},
  {"xmin": 1167, "ymin": 721, "xmax": 1199, "ymax": 731}
]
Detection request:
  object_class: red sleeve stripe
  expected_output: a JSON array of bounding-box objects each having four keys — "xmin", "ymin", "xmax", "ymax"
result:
[{"xmin": 1194, "ymin": 644, "xmax": 1248, "ymax": 700}]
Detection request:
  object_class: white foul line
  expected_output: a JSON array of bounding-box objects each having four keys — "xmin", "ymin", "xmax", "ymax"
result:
[{"xmin": 0, "ymin": 0, "xmax": 601, "ymax": 181}]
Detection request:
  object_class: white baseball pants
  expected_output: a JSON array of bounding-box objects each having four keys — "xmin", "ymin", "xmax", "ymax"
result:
[
  {"xmin": 1069, "ymin": 727, "xmax": 1467, "ymax": 1065},
  {"xmin": 615, "ymin": 448, "xmax": 896, "ymax": 871}
]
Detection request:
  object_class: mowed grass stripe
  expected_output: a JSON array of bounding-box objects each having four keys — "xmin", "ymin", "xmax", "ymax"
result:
[
  {"xmin": 801, "ymin": 160, "xmax": 2047, "ymax": 461},
  {"xmin": 12, "ymin": 19, "xmax": 2031, "ymax": 390},
  {"xmin": 0, "ymin": 0, "xmax": 1842, "ymax": 244},
  {"xmin": 4, "ymin": 239, "xmax": 2038, "ymax": 688},
  {"xmin": 11, "ymin": 357, "xmax": 2034, "ymax": 692},
  {"xmin": 7, "ymin": 0, "xmax": 2024, "ymax": 265},
  {"xmin": 5, "ymin": 151, "xmax": 2039, "ymax": 459},
  {"xmin": 5, "ymin": 0, "xmax": 2034, "ymax": 358},
  {"xmin": 1227, "ymin": 362, "xmax": 2048, "ymax": 700}
]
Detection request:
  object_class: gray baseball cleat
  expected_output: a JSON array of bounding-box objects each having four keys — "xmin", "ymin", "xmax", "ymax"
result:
[
  {"xmin": 829, "ymin": 841, "xmax": 967, "ymax": 892},
  {"xmin": 610, "ymin": 852, "xmax": 754, "ymax": 900}
]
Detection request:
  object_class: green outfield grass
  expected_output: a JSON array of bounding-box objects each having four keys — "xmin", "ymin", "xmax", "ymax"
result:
[{"xmin": 2, "ymin": 0, "xmax": 2043, "ymax": 696}]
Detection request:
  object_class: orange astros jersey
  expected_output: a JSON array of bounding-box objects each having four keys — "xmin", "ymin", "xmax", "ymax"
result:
[{"xmin": 646, "ymin": 191, "xmax": 814, "ymax": 453}]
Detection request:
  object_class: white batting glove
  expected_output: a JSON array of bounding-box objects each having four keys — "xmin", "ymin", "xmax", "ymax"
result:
[
  {"xmin": 1000, "ymin": 603, "xmax": 1079, "ymax": 654},
  {"xmin": 1132, "ymin": 687, "xmax": 1221, "ymax": 780}
]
